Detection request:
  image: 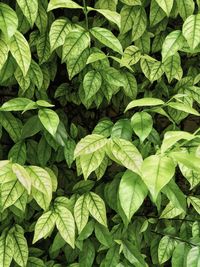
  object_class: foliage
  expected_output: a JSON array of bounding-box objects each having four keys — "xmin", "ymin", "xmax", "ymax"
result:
[{"xmin": 0, "ymin": 0, "xmax": 200, "ymax": 266}]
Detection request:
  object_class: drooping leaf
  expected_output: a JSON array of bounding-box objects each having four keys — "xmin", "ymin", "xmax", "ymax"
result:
[
  {"xmin": 47, "ymin": 0, "xmax": 83, "ymax": 11},
  {"xmin": 119, "ymin": 170, "xmax": 148, "ymax": 221},
  {"xmin": 74, "ymin": 194, "xmax": 89, "ymax": 234},
  {"xmin": 16, "ymin": 0, "xmax": 38, "ymax": 27},
  {"xmin": 38, "ymin": 108, "xmax": 60, "ymax": 136}
]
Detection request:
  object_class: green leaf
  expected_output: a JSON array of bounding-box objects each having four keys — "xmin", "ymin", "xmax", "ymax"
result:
[
  {"xmin": 86, "ymin": 192, "xmax": 107, "ymax": 227},
  {"xmin": 125, "ymin": 97, "xmax": 164, "ymax": 112},
  {"xmin": 141, "ymin": 155, "xmax": 176, "ymax": 201},
  {"xmin": 10, "ymin": 30, "xmax": 31, "ymax": 76},
  {"xmin": 0, "ymin": 3, "xmax": 18, "ymax": 38},
  {"xmin": 90, "ymin": 27, "xmax": 123, "ymax": 54},
  {"xmin": 27, "ymin": 257, "xmax": 45, "ymax": 267},
  {"xmin": 49, "ymin": 19, "xmax": 75, "ymax": 51},
  {"xmin": 83, "ymin": 70, "xmax": 102, "ymax": 100},
  {"xmin": 33, "ymin": 211, "xmax": 57, "ymax": 243},
  {"xmin": 131, "ymin": 112, "xmax": 153, "ymax": 143},
  {"xmin": 155, "ymin": 0, "xmax": 174, "ymax": 16},
  {"xmin": 12, "ymin": 163, "xmax": 31, "ymax": 194},
  {"xmin": 160, "ymin": 201, "xmax": 184, "ymax": 218},
  {"xmin": 158, "ymin": 236, "xmax": 175, "ymax": 264},
  {"xmin": 163, "ymin": 53, "xmax": 181, "ymax": 83},
  {"xmin": 131, "ymin": 6, "xmax": 147, "ymax": 41},
  {"xmin": 122, "ymin": 45, "xmax": 141, "ymax": 66},
  {"xmin": 38, "ymin": 108, "xmax": 60, "ymax": 136},
  {"xmin": 9, "ymin": 140, "xmax": 26, "ymax": 165},
  {"xmin": 26, "ymin": 166, "xmax": 52, "ymax": 207},
  {"xmin": 111, "ymin": 119, "xmax": 133, "ymax": 141},
  {"xmin": 161, "ymin": 131, "xmax": 195, "ymax": 153},
  {"xmin": 120, "ymin": 6, "xmax": 135, "ymax": 35},
  {"xmin": 188, "ymin": 196, "xmax": 200, "ymax": 215},
  {"xmin": 0, "ymin": 232, "xmax": 14, "ymax": 267},
  {"xmin": 93, "ymin": 119, "xmax": 113, "ymax": 137},
  {"xmin": 186, "ymin": 247, "xmax": 200, "ymax": 267},
  {"xmin": 94, "ymin": 9, "xmax": 121, "ymax": 29},
  {"xmin": 167, "ymin": 102, "xmax": 200, "ymax": 116},
  {"xmin": 16, "ymin": 0, "xmax": 38, "ymax": 27},
  {"xmin": 101, "ymin": 245, "xmax": 120, "ymax": 267},
  {"xmin": 47, "ymin": 0, "xmax": 83, "ymax": 11},
  {"xmin": 162, "ymin": 31, "xmax": 185, "ymax": 61},
  {"xmin": 74, "ymin": 134, "xmax": 107, "ymax": 158},
  {"xmin": 11, "ymin": 225, "xmax": 28, "ymax": 267},
  {"xmin": 36, "ymin": 33, "xmax": 51, "ymax": 64},
  {"xmin": 1, "ymin": 180, "xmax": 25, "ymax": 210},
  {"xmin": 149, "ymin": 61, "xmax": 164, "ymax": 81},
  {"xmin": 0, "ymin": 34, "xmax": 9, "ymax": 71},
  {"xmin": 122, "ymin": 71, "xmax": 137, "ymax": 99},
  {"xmin": 62, "ymin": 29, "xmax": 90, "ymax": 62},
  {"xmin": 122, "ymin": 240, "xmax": 147, "ymax": 266},
  {"xmin": 106, "ymin": 138, "xmax": 143, "ymax": 175},
  {"xmin": 150, "ymin": 0, "xmax": 166, "ymax": 26},
  {"xmin": 172, "ymin": 242, "xmax": 187, "ymax": 267},
  {"xmin": 29, "ymin": 60, "xmax": 43, "ymax": 90},
  {"xmin": 0, "ymin": 98, "xmax": 35, "ymax": 111},
  {"xmin": 119, "ymin": 170, "xmax": 148, "ymax": 221},
  {"xmin": 79, "ymin": 240, "xmax": 95, "ymax": 267},
  {"xmin": 55, "ymin": 205, "xmax": 75, "ymax": 248},
  {"xmin": 176, "ymin": 0, "xmax": 194, "ymax": 21},
  {"xmin": 182, "ymin": 14, "xmax": 200, "ymax": 50},
  {"xmin": 171, "ymin": 151, "xmax": 200, "ymax": 173},
  {"xmin": 74, "ymin": 194, "xmax": 89, "ymax": 234},
  {"xmin": 80, "ymin": 149, "xmax": 105, "ymax": 179}
]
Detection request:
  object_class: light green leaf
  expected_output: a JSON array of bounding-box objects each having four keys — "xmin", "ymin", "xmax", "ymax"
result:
[
  {"xmin": 55, "ymin": 205, "xmax": 75, "ymax": 248},
  {"xmin": 90, "ymin": 27, "xmax": 123, "ymax": 54},
  {"xmin": 62, "ymin": 29, "xmax": 90, "ymax": 62},
  {"xmin": 29, "ymin": 60, "xmax": 43, "ymax": 89},
  {"xmin": 179, "ymin": 164, "xmax": 200, "ymax": 189},
  {"xmin": 162, "ymin": 30, "xmax": 185, "ymax": 61},
  {"xmin": 26, "ymin": 166, "xmax": 52, "ymax": 205},
  {"xmin": 86, "ymin": 192, "xmax": 107, "ymax": 227},
  {"xmin": 167, "ymin": 102, "xmax": 200, "ymax": 116},
  {"xmin": 93, "ymin": 119, "xmax": 113, "ymax": 137},
  {"xmin": 16, "ymin": 0, "xmax": 38, "ymax": 27},
  {"xmin": 86, "ymin": 51, "xmax": 107, "ymax": 64},
  {"xmin": 74, "ymin": 134, "xmax": 107, "ymax": 158},
  {"xmin": 80, "ymin": 149, "xmax": 105, "ymax": 179},
  {"xmin": 176, "ymin": 0, "xmax": 194, "ymax": 21},
  {"xmin": 11, "ymin": 225, "xmax": 28, "ymax": 267},
  {"xmin": 182, "ymin": 14, "xmax": 200, "ymax": 50},
  {"xmin": 47, "ymin": 0, "xmax": 83, "ymax": 11},
  {"xmin": 1, "ymin": 180, "xmax": 25, "ymax": 210},
  {"xmin": 119, "ymin": 170, "xmax": 148, "ymax": 221},
  {"xmin": 155, "ymin": 0, "xmax": 174, "ymax": 16},
  {"xmin": 94, "ymin": 9, "xmax": 121, "ymax": 29},
  {"xmin": 171, "ymin": 151, "xmax": 200, "ymax": 173},
  {"xmin": 12, "ymin": 163, "xmax": 31, "ymax": 194},
  {"xmin": 122, "ymin": 71, "xmax": 137, "ymax": 99},
  {"xmin": 74, "ymin": 194, "xmax": 89, "ymax": 234},
  {"xmin": 49, "ymin": 19, "xmax": 75, "ymax": 51},
  {"xmin": 132, "ymin": 6, "xmax": 147, "ymax": 41},
  {"xmin": 0, "ymin": 98, "xmax": 35, "ymax": 111},
  {"xmin": 188, "ymin": 196, "xmax": 200, "ymax": 215},
  {"xmin": 186, "ymin": 247, "xmax": 200, "ymax": 267},
  {"xmin": 122, "ymin": 45, "xmax": 141, "ymax": 66},
  {"xmin": 163, "ymin": 53, "xmax": 181, "ymax": 83},
  {"xmin": 10, "ymin": 31, "xmax": 31, "ymax": 76},
  {"xmin": 158, "ymin": 236, "xmax": 175, "ymax": 264},
  {"xmin": 38, "ymin": 108, "xmax": 59, "ymax": 136},
  {"xmin": 0, "ymin": 34, "xmax": 9, "ymax": 71},
  {"xmin": 33, "ymin": 211, "xmax": 57, "ymax": 243},
  {"xmin": 150, "ymin": 0, "xmax": 166, "ymax": 26},
  {"xmin": 161, "ymin": 131, "xmax": 195, "ymax": 153},
  {"xmin": 120, "ymin": 6, "xmax": 135, "ymax": 35},
  {"xmin": 67, "ymin": 47, "xmax": 90, "ymax": 80},
  {"xmin": 107, "ymin": 138, "xmax": 143, "ymax": 175},
  {"xmin": 36, "ymin": 33, "xmax": 51, "ymax": 64},
  {"xmin": 0, "ymin": 232, "xmax": 14, "ymax": 267},
  {"xmin": 83, "ymin": 70, "xmax": 102, "ymax": 100},
  {"xmin": 120, "ymin": 0, "xmax": 141, "ymax": 5},
  {"xmin": 160, "ymin": 201, "xmax": 184, "ymax": 218},
  {"xmin": 141, "ymin": 155, "xmax": 176, "ymax": 201},
  {"xmin": 131, "ymin": 112, "xmax": 153, "ymax": 143},
  {"xmin": 0, "ymin": 3, "xmax": 18, "ymax": 38},
  {"xmin": 125, "ymin": 98, "xmax": 164, "ymax": 112},
  {"xmin": 149, "ymin": 61, "xmax": 164, "ymax": 81},
  {"xmin": 172, "ymin": 243, "xmax": 188, "ymax": 267}
]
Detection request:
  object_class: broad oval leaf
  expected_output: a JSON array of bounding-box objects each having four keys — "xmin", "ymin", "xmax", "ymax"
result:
[
  {"xmin": 0, "ymin": 3, "xmax": 18, "ymax": 38},
  {"xmin": 16, "ymin": 0, "xmax": 38, "ymax": 27},
  {"xmin": 182, "ymin": 14, "xmax": 200, "ymax": 50},
  {"xmin": 86, "ymin": 192, "xmax": 107, "ymax": 227},
  {"xmin": 47, "ymin": 0, "xmax": 83, "ymax": 11},
  {"xmin": 10, "ymin": 31, "xmax": 31, "ymax": 76},
  {"xmin": 155, "ymin": 0, "xmax": 174, "ymax": 16},
  {"xmin": 38, "ymin": 108, "xmax": 60, "ymax": 136},
  {"xmin": 119, "ymin": 170, "xmax": 148, "ymax": 221},
  {"xmin": 125, "ymin": 98, "xmax": 164, "ymax": 112},
  {"xmin": 141, "ymin": 155, "xmax": 176, "ymax": 201},
  {"xmin": 90, "ymin": 27, "xmax": 123, "ymax": 54},
  {"xmin": 158, "ymin": 236, "xmax": 175, "ymax": 264},
  {"xmin": 83, "ymin": 70, "xmax": 102, "ymax": 100}
]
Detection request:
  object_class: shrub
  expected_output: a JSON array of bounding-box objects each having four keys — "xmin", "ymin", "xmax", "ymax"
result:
[{"xmin": 0, "ymin": 0, "xmax": 200, "ymax": 266}]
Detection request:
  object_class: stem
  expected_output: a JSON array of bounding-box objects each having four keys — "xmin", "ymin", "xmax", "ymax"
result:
[{"xmin": 83, "ymin": 0, "xmax": 88, "ymax": 29}]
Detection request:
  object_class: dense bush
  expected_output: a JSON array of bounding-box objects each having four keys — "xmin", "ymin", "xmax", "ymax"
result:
[{"xmin": 1, "ymin": 0, "xmax": 200, "ymax": 266}]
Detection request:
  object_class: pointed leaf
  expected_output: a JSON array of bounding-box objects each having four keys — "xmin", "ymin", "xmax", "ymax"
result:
[{"xmin": 38, "ymin": 108, "xmax": 59, "ymax": 136}]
